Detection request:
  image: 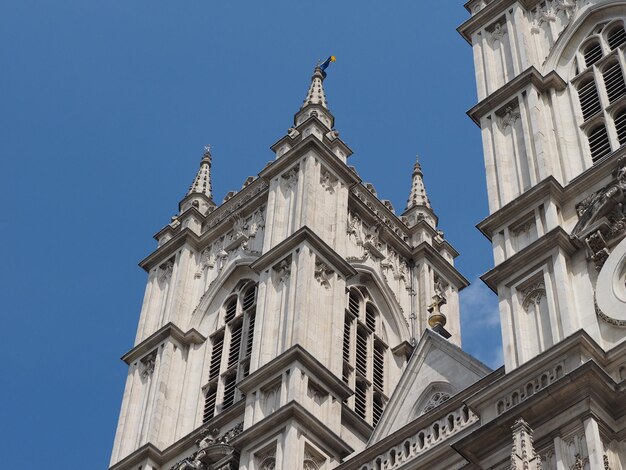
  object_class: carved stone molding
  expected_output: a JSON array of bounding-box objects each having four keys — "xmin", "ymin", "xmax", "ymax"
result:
[
  {"xmin": 510, "ymin": 418, "xmax": 542, "ymax": 470},
  {"xmin": 280, "ymin": 165, "xmax": 299, "ymax": 191},
  {"xmin": 273, "ymin": 257, "xmax": 292, "ymax": 285},
  {"xmin": 140, "ymin": 350, "xmax": 157, "ymax": 379},
  {"xmin": 531, "ymin": 0, "xmax": 577, "ymax": 34},
  {"xmin": 497, "ymin": 105, "xmax": 521, "ymax": 131},
  {"xmin": 169, "ymin": 423, "xmax": 243, "ymax": 470},
  {"xmin": 159, "ymin": 259, "xmax": 175, "ymax": 283},
  {"xmin": 314, "ymin": 258, "xmax": 334, "ymax": 289},
  {"xmin": 521, "ymin": 281, "xmax": 547, "ymax": 312},
  {"xmin": 488, "ymin": 21, "xmax": 507, "ymax": 45},
  {"xmin": 320, "ymin": 168, "xmax": 338, "ymax": 194}
]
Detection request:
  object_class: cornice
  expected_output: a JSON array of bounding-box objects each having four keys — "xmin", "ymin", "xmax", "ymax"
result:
[
  {"xmin": 140, "ymin": 228, "xmax": 201, "ymax": 272},
  {"xmin": 478, "ymin": 150, "xmax": 626, "ymax": 239},
  {"xmin": 229, "ymin": 401, "xmax": 354, "ymax": 457},
  {"xmin": 237, "ymin": 344, "xmax": 352, "ymax": 399},
  {"xmin": 458, "ymin": 0, "xmax": 542, "ymax": 43},
  {"xmin": 108, "ymin": 401, "xmax": 245, "ymax": 470},
  {"xmin": 412, "ymin": 242, "xmax": 470, "ymax": 290},
  {"xmin": 178, "ymin": 193, "xmax": 215, "ymax": 213},
  {"xmin": 467, "ymin": 67, "xmax": 566, "ymax": 126},
  {"xmin": 250, "ymin": 225, "xmax": 357, "ymax": 279},
  {"xmin": 262, "ymin": 134, "xmax": 359, "ymax": 186},
  {"xmin": 477, "ymin": 177, "xmax": 565, "ymax": 240},
  {"xmin": 481, "ymin": 227, "xmax": 576, "ymax": 292},
  {"xmin": 341, "ymin": 403, "xmax": 374, "ymax": 440},
  {"xmin": 121, "ymin": 322, "xmax": 206, "ymax": 365}
]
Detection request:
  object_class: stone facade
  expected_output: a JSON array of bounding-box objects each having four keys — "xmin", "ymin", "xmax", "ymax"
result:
[{"xmin": 109, "ymin": 2, "xmax": 626, "ymax": 469}]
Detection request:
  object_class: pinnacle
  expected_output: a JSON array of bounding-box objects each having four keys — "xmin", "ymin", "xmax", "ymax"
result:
[
  {"xmin": 187, "ymin": 145, "xmax": 213, "ymax": 200},
  {"xmin": 301, "ymin": 66, "xmax": 329, "ymax": 109},
  {"xmin": 406, "ymin": 154, "xmax": 431, "ymax": 211}
]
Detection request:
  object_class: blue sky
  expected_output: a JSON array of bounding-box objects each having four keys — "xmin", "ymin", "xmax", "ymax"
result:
[{"xmin": 0, "ymin": 1, "xmax": 500, "ymax": 468}]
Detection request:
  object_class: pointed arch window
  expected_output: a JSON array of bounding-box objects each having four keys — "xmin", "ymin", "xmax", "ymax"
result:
[
  {"xmin": 614, "ymin": 108, "xmax": 626, "ymax": 145},
  {"xmin": 342, "ymin": 286, "xmax": 388, "ymax": 426},
  {"xmin": 588, "ymin": 124, "xmax": 611, "ymax": 161},
  {"xmin": 583, "ymin": 41, "xmax": 603, "ymax": 68},
  {"xmin": 578, "ymin": 77, "xmax": 601, "ymax": 121},
  {"xmin": 601, "ymin": 60, "xmax": 626, "ymax": 103},
  {"xmin": 202, "ymin": 281, "xmax": 258, "ymax": 423},
  {"xmin": 607, "ymin": 24, "xmax": 626, "ymax": 50}
]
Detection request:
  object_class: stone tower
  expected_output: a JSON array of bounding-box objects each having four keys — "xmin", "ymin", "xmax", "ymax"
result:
[
  {"xmin": 108, "ymin": 66, "xmax": 466, "ymax": 470},
  {"xmin": 459, "ymin": 0, "xmax": 626, "ymax": 371}
]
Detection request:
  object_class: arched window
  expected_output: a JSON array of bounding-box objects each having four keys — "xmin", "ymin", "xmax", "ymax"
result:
[
  {"xmin": 203, "ymin": 281, "xmax": 258, "ymax": 423},
  {"xmin": 614, "ymin": 108, "xmax": 626, "ymax": 145},
  {"xmin": 583, "ymin": 40, "xmax": 603, "ymax": 68},
  {"xmin": 578, "ymin": 76, "xmax": 601, "ymax": 121},
  {"xmin": 588, "ymin": 124, "xmax": 611, "ymax": 161},
  {"xmin": 607, "ymin": 24, "xmax": 626, "ymax": 50},
  {"xmin": 342, "ymin": 286, "xmax": 388, "ymax": 426},
  {"xmin": 601, "ymin": 60, "xmax": 626, "ymax": 103}
]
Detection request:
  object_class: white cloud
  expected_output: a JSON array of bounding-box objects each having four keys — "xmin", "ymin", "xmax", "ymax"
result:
[{"xmin": 460, "ymin": 278, "xmax": 500, "ymax": 327}]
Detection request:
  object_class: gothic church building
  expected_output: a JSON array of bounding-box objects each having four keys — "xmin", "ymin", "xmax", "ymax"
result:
[{"xmin": 109, "ymin": 1, "xmax": 626, "ymax": 469}]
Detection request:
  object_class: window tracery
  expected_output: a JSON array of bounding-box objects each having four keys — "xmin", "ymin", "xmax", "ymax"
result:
[
  {"xmin": 342, "ymin": 286, "xmax": 388, "ymax": 426},
  {"xmin": 202, "ymin": 281, "xmax": 257, "ymax": 423}
]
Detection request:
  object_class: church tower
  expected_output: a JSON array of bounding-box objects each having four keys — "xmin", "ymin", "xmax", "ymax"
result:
[
  {"xmin": 108, "ymin": 65, "xmax": 466, "ymax": 470},
  {"xmin": 459, "ymin": 0, "xmax": 626, "ymax": 371}
]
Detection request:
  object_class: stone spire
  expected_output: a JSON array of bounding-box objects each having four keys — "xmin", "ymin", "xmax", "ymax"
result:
[
  {"xmin": 406, "ymin": 154, "xmax": 431, "ymax": 210},
  {"xmin": 187, "ymin": 145, "xmax": 213, "ymax": 199},
  {"xmin": 510, "ymin": 418, "xmax": 542, "ymax": 470},
  {"xmin": 301, "ymin": 66, "xmax": 328, "ymax": 109},
  {"xmin": 179, "ymin": 145, "xmax": 216, "ymax": 216}
]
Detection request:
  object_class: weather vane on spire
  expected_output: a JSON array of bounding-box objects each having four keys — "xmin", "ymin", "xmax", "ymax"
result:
[{"xmin": 204, "ymin": 144, "xmax": 212, "ymax": 155}]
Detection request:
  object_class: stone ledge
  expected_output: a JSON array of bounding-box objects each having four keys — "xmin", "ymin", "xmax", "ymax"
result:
[{"xmin": 121, "ymin": 322, "xmax": 206, "ymax": 365}]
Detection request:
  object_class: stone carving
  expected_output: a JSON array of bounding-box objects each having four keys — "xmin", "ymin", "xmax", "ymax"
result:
[
  {"xmin": 241, "ymin": 176, "xmax": 255, "ymax": 189},
  {"xmin": 159, "ymin": 259, "xmax": 175, "ymax": 283},
  {"xmin": 510, "ymin": 418, "xmax": 542, "ymax": 470},
  {"xmin": 222, "ymin": 191, "xmax": 236, "ymax": 204},
  {"xmin": 382, "ymin": 199, "xmax": 395, "ymax": 213},
  {"xmin": 521, "ymin": 281, "xmax": 547, "ymax": 312},
  {"xmin": 273, "ymin": 257, "xmax": 291, "ymax": 285},
  {"xmin": 325, "ymin": 129, "xmax": 339, "ymax": 141},
  {"xmin": 303, "ymin": 448, "xmax": 325, "ymax": 470},
  {"xmin": 320, "ymin": 168, "xmax": 339, "ymax": 193},
  {"xmin": 604, "ymin": 454, "xmax": 611, "ymax": 470},
  {"xmin": 351, "ymin": 187, "xmax": 409, "ymax": 242},
  {"xmin": 170, "ymin": 423, "xmax": 243, "ymax": 470},
  {"xmin": 256, "ymin": 450, "xmax": 276, "ymax": 470},
  {"xmin": 572, "ymin": 157, "xmax": 626, "ymax": 270},
  {"xmin": 206, "ymin": 180, "xmax": 269, "ymax": 231},
  {"xmin": 280, "ymin": 165, "xmax": 299, "ymax": 191},
  {"xmin": 488, "ymin": 21, "xmax": 507, "ymax": 45},
  {"xmin": 422, "ymin": 392, "xmax": 451, "ymax": 414},
  {"xmin": 595, "ymin": 296, "xmax": 626, "ymax": 327},
  {"xmin": 498, "ymin": 105, "xmax": 521, "ymax": 130},
  {"xmin": 140, "ymin": 350, "xmax": 157, "ymax": 379},
  {"xmin": 314, "ymin": 258, "xmax": 334, "ymax": 289},
  {"xmin": 287, "ymin": 127, "xmax": 300, "ymax": 139},
  {"xmin": 531, "ymin": 0, "xmax": 577, "ymax": 34}
]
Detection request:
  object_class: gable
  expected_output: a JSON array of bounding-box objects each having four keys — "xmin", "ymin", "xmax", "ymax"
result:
[{"xmin": 368, "ymin": 330, "xmax": 491, "ymax": 444}]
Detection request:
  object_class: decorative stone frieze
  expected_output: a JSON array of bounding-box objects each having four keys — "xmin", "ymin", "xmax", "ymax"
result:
[
  {"xmin": 496, "ymin": 362, "xmax": 564, "ymax": 415},
  {"xmin": 351, "ymin": 187, "xmax": 410, "ymax": 241},
  {"xmin": 320, "ymin": 168, "xmax": 338, "ymax": 193},
  {"xmin": 421, "ymin": 392, "xmax": 451, "ymax": 414},
  {"xmin": 487, "ymin": 21, "xmax": 507, "ymax": 45},
  {"xmin": 497, "ymin": 104, "xmax": 521, "ymax": 131},
  {"xmin": 169, "ymin": 423, "xmax": 243, "ymax": 470},
  {"xmin": 205, "ymin": 180, "xmax": 269, "ymax": 231},
  {"xmin": 521, "ymin": 281, "xmax": 547, "ymax": 312},
  {"xmin": 159, "ymin": 259, "xmax": 175, "ymax": 283},
  {"xmin": 280, "ymin": 165, "xmax": 299, "ymax": 191},
  {"xmin": 571, "ymin": 157, "xmax": 626, "ymax": 270},
  {"xmin": 357, "ymin": 404, "xmax": 477, "ymax": 470}
]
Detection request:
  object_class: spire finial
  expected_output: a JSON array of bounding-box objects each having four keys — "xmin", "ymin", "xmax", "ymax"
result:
[
  {"xmin": 301, "ymin": 65, "xmax": 329, "ymax": 109},
  {"xmin": 406, "ymin": 153, "xmax": 431, "ymax": 211},
  {"xmin": 187, "ymin": 145, "xmax": 213, "ymax": 200}
]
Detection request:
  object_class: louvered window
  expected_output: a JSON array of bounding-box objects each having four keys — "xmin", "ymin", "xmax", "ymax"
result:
[
  {"xmin": 365, "ymin": 305, "xmax": 376, "ymax": 332},
  {"xmin": 602, "ymin": 61, "xmax": 626, "ymax": 103},
  {"xmin": 615, "ymin": 109, "xmax": 626, "ymax": 145},
  {"xmin": 355, "ymin": 326, "xmax": 368, "ymax": 376},
  {"xmin": 348, "ymin": 291, "xmax": 360, "ymax": 316},
  {"xmin": 228, "ymin": 320, "xmax": 243, "ymax": 369},
  {"xmin": 208, "ymin": 332, "xmax": 224, "ymax": 381},
  {"xmin": 222, "ymin": 374, "xmax": 237, "ymax": 409},
  {"xmin": 203, "ymin": 383, "xmax": 218, "ymax": 423},
  {"xmin": 354, "ymin": 381, "xmax": 367, "ymax": 419},
  {"xmin": 372, "ymin": 394, "xmax": 384, "ymax": 427},
  {"xmin": 373, "ymin": 343, "xmax": 385, "ymax": 391},
  {"xmin": 608, "ymin": 25, "xmax": 626, "ymax": 50},
  {"xmin": 342, "ymin": 316, "xmax": 351, "ymax": 363},
  {"xmin": 578, "ymin": 77, "xmax": 602, "ymax": 121},
  {"xmin": 224, "ymin": 298, "xmax": 237, "ymax": 323},
  {"xmin": 202, "ymin": 281, "xmax": 259, "ymax": 422},
  {"xmin": 588, "ymin": 124, "xmax": 611, "ymax": 161},
  {"xmin": 584, "ymin": 42, "xmax": 603, "ymax": 67}
]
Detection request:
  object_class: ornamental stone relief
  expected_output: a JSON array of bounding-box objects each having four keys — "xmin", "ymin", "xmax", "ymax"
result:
[
  {"xmin": 521, "ymin": 281, "xmax": 547, "ymax": 312},
  {"xmin": 572, "ymin": 157, "xmax": 626, "ymax": 271},
  {"xmin": 273, "ymin": 257, "xmax": 292, "ymax": 285},
  {"xmin": 314, "ymin": 258, "xmax": 334, "ymax": 289},
  {"xmin": 140, "ymin": 350, "xmax": 157, "ymax": 379},
  {"xmin": 488, "ymin": 21, "xmax": 507, "ymax": 45},
  {"xmin": 497, "ymin": 104, "xmax": 521, "ymax": 131},
  {"xmin": 169, "ymin": 423, "xmax": 243, "ymax": 470},
  {"xmin": 280, "ymin": 165, "xmax": 299, "ymax": 192},
  {"xmin": 530, "ymin": 0, "xmax": 578, "ymax": 34},
  {"xmin": 320, "ymin": 168, "xmax": 339, "ymax": 194},
  {"xmin": 159, "ymin": 259, "xmax": 175, "ymax": 283}
]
